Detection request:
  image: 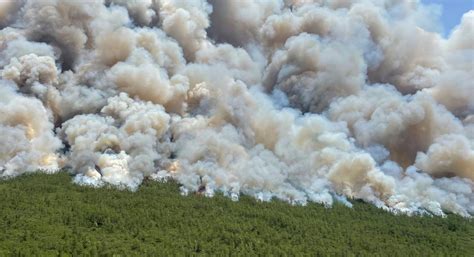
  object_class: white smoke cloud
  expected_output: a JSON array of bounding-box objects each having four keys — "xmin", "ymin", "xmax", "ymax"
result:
[
  {"xmin": 0, "ymin": 81, "xmax": 62, "ymax": 176},
  {"xmin": 0, "ymin": 0, "xmax": 472, "ymax": 217}
]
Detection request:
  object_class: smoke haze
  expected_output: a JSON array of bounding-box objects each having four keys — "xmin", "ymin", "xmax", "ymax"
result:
[{"xmin": 0, "ymin": 0, "xmax": 473, "ymax": 217}]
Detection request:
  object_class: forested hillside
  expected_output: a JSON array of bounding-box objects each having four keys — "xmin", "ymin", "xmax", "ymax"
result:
[{"xmin": 0, "ymin": 172, "xmax": 472, "ymax": 256}]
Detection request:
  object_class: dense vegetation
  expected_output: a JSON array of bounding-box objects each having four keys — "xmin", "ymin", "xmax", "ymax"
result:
[{"xmin": 0, "ymin": 172, "xmax": 472, "ymax": 256}]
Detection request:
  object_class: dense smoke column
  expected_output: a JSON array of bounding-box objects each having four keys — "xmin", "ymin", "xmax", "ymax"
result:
[{"xmin": 0, "ymin": 0, "xmax": 473, "ymax": 217}]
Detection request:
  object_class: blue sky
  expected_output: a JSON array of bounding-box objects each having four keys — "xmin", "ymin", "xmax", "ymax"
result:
[{"xmin": 421, "ymin": 0, "xmax": 473, "ymax": 35}]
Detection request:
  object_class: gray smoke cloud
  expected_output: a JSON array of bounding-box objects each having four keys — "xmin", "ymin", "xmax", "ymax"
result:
[{"xmin": 0, "ymin": 0, "xmax": 473, "ymax": 217}]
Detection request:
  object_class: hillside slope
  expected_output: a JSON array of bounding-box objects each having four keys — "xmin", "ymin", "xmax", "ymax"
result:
[{"xmin": 0, "ymin": 173, "xmax": 472, "ymax": 256}]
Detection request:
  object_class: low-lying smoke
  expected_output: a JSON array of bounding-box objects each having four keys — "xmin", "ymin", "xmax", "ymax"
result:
[{"xmin": 0, "ymin": 0, "xmax": 473, "ymax": 217}]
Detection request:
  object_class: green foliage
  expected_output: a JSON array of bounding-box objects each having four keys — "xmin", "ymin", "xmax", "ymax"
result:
[{"xmin": 0, "ymin": 172, "xmax": 472, "ymax": 256}]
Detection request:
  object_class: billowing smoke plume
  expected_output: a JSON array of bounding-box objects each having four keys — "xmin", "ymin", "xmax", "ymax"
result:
[{"xmin": 0, "ymin": 0, "xmax": 473, "ymax": 217}]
